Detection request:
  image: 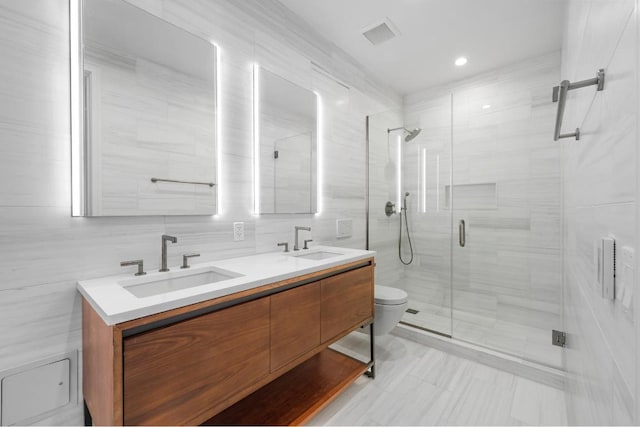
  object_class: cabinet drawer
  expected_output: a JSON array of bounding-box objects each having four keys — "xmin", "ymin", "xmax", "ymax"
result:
[
  {"xmin": 321, "ymin": 266, "xmax": 374, "ymax": 343},
  {"xmin": 123, "ymin": 298, "xmax": 270, "ymax": 425},
  {"xmin": 270, "ymin": 282, "xmax": 321, "ymax": 371}
]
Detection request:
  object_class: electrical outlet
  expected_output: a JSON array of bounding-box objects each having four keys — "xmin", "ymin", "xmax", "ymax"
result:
[{"xmin": 233, "ymin": 222, "xmax": 245, "ymax": 241}]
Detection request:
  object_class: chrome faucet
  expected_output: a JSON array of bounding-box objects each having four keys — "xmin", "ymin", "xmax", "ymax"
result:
[
  {"xmin": 181, "ymin": 253, "xmax": 200, "ymax": 269},
  {"xmin": 160, "ymin": 235, "xmax": 177, "ymax": 272},
  {"xmin": 120, "ymin": 259, "xmax": 146, "ymax": 276},
  {"xmin": 293, "ymin": 226, "xmax": 311, "ymax": 251},
  {"xmin": 277, "ymin": 242, "xmax": 289, "ymax": 253}
]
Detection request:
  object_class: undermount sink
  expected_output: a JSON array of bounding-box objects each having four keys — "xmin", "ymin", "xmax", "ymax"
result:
[
  {"xmin": 290, "ymin": 250, "xmax": 343, "ymax": 261},
  {"xmin": 120, "ymin": 267, "xmax": 243, "ymax": 298}
]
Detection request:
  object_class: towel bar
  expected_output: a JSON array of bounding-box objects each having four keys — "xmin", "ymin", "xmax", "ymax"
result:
[
  {"xmin": 151, "ymin": 178, "xmax": 215, "ymax": 187},
  {"xmin": 552, "ymin": 69, "xmax": 605, "ymax": 141}
]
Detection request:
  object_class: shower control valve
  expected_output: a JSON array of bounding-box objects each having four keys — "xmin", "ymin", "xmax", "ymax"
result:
[{"xmin": 385, "ymin": 201, "xmax": 396, "ymax": 217}]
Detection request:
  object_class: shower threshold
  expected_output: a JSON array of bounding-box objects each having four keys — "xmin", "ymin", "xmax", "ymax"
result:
[
  {"xmin": 392, "ymin": 323, "xmax": 565, "ymax": 390},
  {"xmin": 399, "ymin": 320, "xmax": 451, "ymax": 338}
]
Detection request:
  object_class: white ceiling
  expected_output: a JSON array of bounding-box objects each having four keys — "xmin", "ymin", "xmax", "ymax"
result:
[{"xmin": 279, "ymin": 0, "xmax": 566, "ymax": 95}]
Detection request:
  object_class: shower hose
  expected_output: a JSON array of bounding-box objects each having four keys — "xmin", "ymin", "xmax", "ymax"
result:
[{"xmin": 399, "ymin": 205, "xmax": 414, "ymax": 265}]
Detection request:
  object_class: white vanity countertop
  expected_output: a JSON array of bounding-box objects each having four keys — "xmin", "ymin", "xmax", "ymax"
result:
[{"xmin": 77, "ymin": 246, "xmax": 375, "ymax": 325}]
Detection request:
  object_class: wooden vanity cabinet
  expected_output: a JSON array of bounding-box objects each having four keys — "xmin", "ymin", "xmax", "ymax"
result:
[
  {"xmin": 123, "ymin": 298, "xmax": 270, "ymax": 425},
  {"xmin": 83, "ymin": 258, "xmax": 374, "ymax": 426},
  {"xmin": 321, "ymin": 266, "xmax": 374, "ymax": 343},
  {"xmin": 270, "ymin": 281, "xmax": 321, "ymax": 372}
]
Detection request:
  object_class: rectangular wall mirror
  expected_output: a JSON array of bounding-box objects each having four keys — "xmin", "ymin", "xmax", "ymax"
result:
[
  {"xmin": 255, "ymin": 67, "xmax": 318, "ymax": 214},
  {"xmin": 71, "ymin": 0, "xmax": 218, "ymax": 216}
]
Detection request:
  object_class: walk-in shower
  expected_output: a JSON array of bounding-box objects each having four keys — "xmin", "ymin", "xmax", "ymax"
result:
[
  {"xmin": 367, "ymin": 52, "xmax": 563, "ymax": 369},
  {"xmin": 384, "ymin": 126, "xmax": 420, "ymax": 266}
]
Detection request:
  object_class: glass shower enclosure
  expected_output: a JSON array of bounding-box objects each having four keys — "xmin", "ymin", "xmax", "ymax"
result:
[{"xmin": 367, "ymin": 53, "xmax": 563, "ymax": 368}]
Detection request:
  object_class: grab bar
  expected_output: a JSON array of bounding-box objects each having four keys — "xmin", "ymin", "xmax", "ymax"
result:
[
  {"xmin": 552, "ymin": 69, "xmax": 605, "ymax": 141},
  {"xmin": 151, "ymin": 178, "xmax": 215, "ymax": 187}
]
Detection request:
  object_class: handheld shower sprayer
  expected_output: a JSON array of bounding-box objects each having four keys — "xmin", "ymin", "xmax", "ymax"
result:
[{"xmin": 399, "ymin": 192, "xmax": 414, "ymax": 265}]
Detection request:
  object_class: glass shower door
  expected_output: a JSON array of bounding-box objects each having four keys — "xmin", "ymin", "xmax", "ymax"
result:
[
  {"xmin": 449, "ymin": 63, "xmax": 563, "ymax": 368},
  {"xmin": 368, "ymin": 106, "xmax": 454, "ymax": 336},
  {"xmin": 389, "ymin": 93, "xmax": 454, "ymax": 337},
  {"xmin": 368, "ymin": 55, "xmax": 563, "ymax": 369}
]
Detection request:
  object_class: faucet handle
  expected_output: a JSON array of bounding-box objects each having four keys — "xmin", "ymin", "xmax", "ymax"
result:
[
  {"xmin": 181, "ymin": 253, "xmax": 200, "ymax": 269},
  {"xmin": 303, "ymin": 239, "xmax": 313, "ymax": 250},
  {"xmin": 277, "ymin": 242, "xmax": 289, "ymax": 253},
  {"xmin": 121, "ymin": 259, "xmax": 146, "ymax": 276}
]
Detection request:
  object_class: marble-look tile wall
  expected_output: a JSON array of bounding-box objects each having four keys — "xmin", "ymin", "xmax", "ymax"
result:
[
  {"xmin": 258, "ymin": 78, "xmax": 315, "ymax": 214},
  {"xmin": 0, "ymin": 0, "xmax": 399, "ymax": 424},
  {"xmin": 260, "ymin": 130, "xmax": 313, "ymax": 214},
  {"xmin": 84, "ymin": 45, "xmax": 218, "ymax": 216},
  {"xmin": 561, "ymin": 0, "xmax": 638, "ymax": 424},
  {"xmin": 402, "ymin": 52, "xmax": 563, "ymax": 366}
]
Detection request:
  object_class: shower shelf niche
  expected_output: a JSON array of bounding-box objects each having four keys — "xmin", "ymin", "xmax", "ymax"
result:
[{"xmin": 444, "ymin": 182, "xmax": 498, "ymax": 210}]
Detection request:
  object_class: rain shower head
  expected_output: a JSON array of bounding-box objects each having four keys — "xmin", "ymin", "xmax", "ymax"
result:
[
  {"xmin": 405, "ymin": 128, "xmax": 421, "ymax": 142},
  {"xmin": 387, "ymin": 126, "xmax": 422, "ymax": 142}
]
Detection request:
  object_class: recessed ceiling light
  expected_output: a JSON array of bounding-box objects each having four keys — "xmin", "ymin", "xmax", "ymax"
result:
[
  {"xmin": 482, "ymin": 104, "xmax": 491, "ymax": 110},
  {"xmin": 455, "ymin": 56, "xmax": 468, "ymax": 66}
]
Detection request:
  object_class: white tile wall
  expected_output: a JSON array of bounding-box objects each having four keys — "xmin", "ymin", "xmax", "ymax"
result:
[
  {"xmin": 561, "ymin": 0, "xmax": 638, "ymax": 424},
  {"xmin": 0, "ymin": 0, "xmax": 400, "ymax": 423}
]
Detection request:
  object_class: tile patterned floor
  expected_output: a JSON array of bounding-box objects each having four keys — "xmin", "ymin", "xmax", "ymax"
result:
[{"xmin": 310, "ymin": 334, "xmax": 567, "ymax": 426}]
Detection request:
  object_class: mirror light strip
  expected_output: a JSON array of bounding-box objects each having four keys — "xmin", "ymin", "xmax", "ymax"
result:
[
  {"xmin": 70, "ymin": 0, "xmax": 82, "ymax": 216},
  {"xmin": 315, "ymin": 92, "xmax": 323, "ymax": 215},
  {"xmin": 396, "ymin": 134, "xmax": 402, "ymax": 208},
  {"xmin": 421, "ymin": 148, "xmax": 427, "ymax": 213},
  {"xmin": 436, "ymin": 154, "xmax": 440, "ymax": 212},
  {"xmin": 252, "ymin": 64, "xmax": 260, "ymax": 215},
  {"xmin": 214, "ymin": 42, "xmax": 221, "ymax": 216}
]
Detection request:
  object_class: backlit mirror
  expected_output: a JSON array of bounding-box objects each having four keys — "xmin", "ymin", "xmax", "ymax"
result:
[
  {"xmin": 255, "ymin": 67, "xmax": 317, "ymax": 214},
  {"xmin": 72, "ymin": 0, "xmax": 218, "ymax": 216}
]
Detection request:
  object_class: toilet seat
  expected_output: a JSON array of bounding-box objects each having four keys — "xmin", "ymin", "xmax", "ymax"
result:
[{"xmin": 374, "ymin": 285, "xmax": 408, "ymax": 305}]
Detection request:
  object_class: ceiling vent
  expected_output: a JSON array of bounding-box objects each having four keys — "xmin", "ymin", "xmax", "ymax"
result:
[{"xmin": 361, "ymin": 18, "xmax": 400, "ymax": 46}]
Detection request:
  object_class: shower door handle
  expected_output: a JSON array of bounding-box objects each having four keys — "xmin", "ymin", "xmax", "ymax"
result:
[{"xmin": 459, "ymin": 219, "xmax": 466, "ymax": 247}]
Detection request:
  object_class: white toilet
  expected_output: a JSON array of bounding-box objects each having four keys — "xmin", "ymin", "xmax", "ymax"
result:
[{"xmin": 372, "ymin": 285, "xmax": 409, "ymax": 335}]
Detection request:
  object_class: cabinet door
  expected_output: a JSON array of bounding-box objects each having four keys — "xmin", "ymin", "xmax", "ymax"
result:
[
  {"xmin": 270, "ymin": 282, "xmax": 321, "ymax": 371},
  {"xmin": 321, "ymin": 266, "xmax": 374, "ymax": 343},
  {"xmin": 123, "ymin": 298, "xmax": 270, "ymax": 425}
]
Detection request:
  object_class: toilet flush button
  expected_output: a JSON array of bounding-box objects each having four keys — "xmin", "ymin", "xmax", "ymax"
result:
[{"xmin": 336, "ymin": 218, "xmax": 353, "ymax": 238}]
